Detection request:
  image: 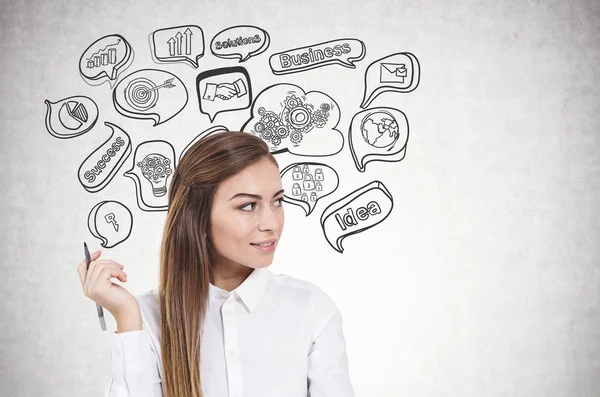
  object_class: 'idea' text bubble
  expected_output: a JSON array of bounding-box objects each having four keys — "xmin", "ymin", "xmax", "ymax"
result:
[
  {"xmin": 320, "ymin": 180, "xmax": 393, "ymax": 253},
  {"xmin": 349, "ymin": 107, "xmax": 409, "ymax": 172},
  {"xmin": 280, "ymin": 162, "xmax": 339, "ymax": 216},
  {"xmin": 360, "ymin": 52, "xmax": 420, "ymax": 108},
  {"xmin": 79, "ymin": 34, "xmax": 134, "ymax": 87},
  {"xmin": 88, "ymin": 200, "xmax": 133, "ymax": 248},
  {"xmin": 151, "ymin": 25, "xmax": 205, "ymax": 68}
]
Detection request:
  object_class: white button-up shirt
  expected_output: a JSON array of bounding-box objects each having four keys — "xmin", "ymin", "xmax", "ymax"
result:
[{"xmin": 104, "ymin": 266, "xmax": 355, "ymax": 397}]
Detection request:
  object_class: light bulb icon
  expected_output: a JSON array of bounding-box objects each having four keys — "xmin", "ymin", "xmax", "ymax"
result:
[{"xmin": 136, "ymin": 153, "xmax": 173, "ymax": 197}]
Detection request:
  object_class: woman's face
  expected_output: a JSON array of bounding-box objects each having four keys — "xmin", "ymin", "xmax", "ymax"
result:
[{"xmin": 209, "ymin": 157, "xmax": 285, "ymax": 270}]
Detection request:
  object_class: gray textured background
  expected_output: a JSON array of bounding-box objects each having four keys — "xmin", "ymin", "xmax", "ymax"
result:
[{"xmin": 1, "ymin": 0, "xmax": 599, "ymax": 396}]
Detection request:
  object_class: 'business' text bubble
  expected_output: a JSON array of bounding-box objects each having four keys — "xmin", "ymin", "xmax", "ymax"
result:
[
  {"xmin": 79, "ymin": 34, "xmax": 134, "ymax": 87},
  {"xmin": 78, "ymin": 122, "xmax": 132, "ymax": 193},
  {"xmin": 280, "ymin": 162, "xmax": 339, "ymax": 216},
  {"xmin": 349, "ymin": 107, "xmax": 409, "ymax": 172},
  {"xmin": 151, "ymin": 25, "xmax": 204, "ymax": 68},
  {"xmin": 124, "ymin": 140, "xmax": 176, "ymax": 212},
  {"xmin": 269, "ymin": 38, "xmax": 365, "ymax": 75},
  {"xmin": 320, "ymin": 181, "xmax": 393, "ymax": 253},
  {"xmin": 113, "ymin": 69, "xmax": 188, "ymax": 126},
  {"xmin": 196, "ymin": 66, "xmax": 252, "ymax": 122},
  {"xmin": 88, "ymin": 200, "xmax": 133, "ymax": 248},
  {"xmin": 240, "ymin": 83, "xmax": 343, "ymax": 156},
  {"xmin": 360, "ymin": 52, "xmax": 420, "ymax": 108},
  {"xmin": 211, "ymin": 25, "xmax": 270, "ymax": 62},
  {"xmin": 44, "ymin": 95, "xmax": 98, "ymax": 139}
]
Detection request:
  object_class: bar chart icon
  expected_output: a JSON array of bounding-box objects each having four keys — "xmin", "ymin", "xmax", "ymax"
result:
[
  {"xmin": 167, "ymin": 28, "xmax": 193, "ymax": 56},
  {"xmin": 86, "ymin": 42, "xmax": 119, "ymax": 69}
]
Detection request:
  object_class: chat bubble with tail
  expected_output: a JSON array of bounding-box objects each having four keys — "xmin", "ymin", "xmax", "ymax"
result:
[
  {"xmin": 113, "ymin": 69, "xmax": 188, "ymax": 126},
  {"xmin": 151, "ymin": 25, "xmax": 204, "ymax": 68},
  {"xmin": 349, "ymin": 107, "xmax": 409, "ymax": 172},
  {"xmin": 44, "ymin": 95, "xmax": 98, "ymax": 139},
  {"xmin": 280, "ymin": 162, "xmax": 339, "ymax": 216},
  {"xmin": 88, "ymin": 200, "xmax": 133, "ymax": 248},
  {"xmin": 77, "ymin": 122, "xmax": 132, "ymax": 193},
  {"xmin": 320, "ymin": 180, "xmax": 393, "ymax": 253},
  {"xmin": 124, "ymin": 140, "xmax": 176, "ymax": 212},
  {"xmin": 196, "ymin": 66, "xmax": 252, "ymax": 122},
  {"xmin": 240, "ymin": 83, "xmax": 343, "ymax": 156},
  {"xmin": 79, "ymin": 34, "xmax": 134, "ymax": 88},
  {"xmin": 269, "ymin": 38, "xmax": 365, "ymax": 75},
  {"xmin": 211, "ymin": 25, "xmax": 270, "ymax": 62},
  {"xmin": 360, "ymin": 52, "xmax": 420, "ymax": 108}
]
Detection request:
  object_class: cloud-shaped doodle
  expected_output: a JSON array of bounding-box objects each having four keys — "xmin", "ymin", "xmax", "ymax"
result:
[
  {"xmin": 320, "ymin": 181, "xmax": 393, "ymax": 253},
  {"xmin": 269, "ymin": 38, "xmax": 365, "ymax": 75},
  {"xmin": 78, "ymin": 122, "xmax": 132, "ymax": 193},
  {"xmin": 280, "ymin": 162, "xmax": 339, "ymax": 216},
  {"xmin": 211, "ymin": 25, "xmax": 270, "ymax": 62},
  {"xmin": 241, "ymin": 83, "xmax": 343, "ymax": 156},
  {"xmin": 179, "ymin": 125, "xmax": 229, "ymax": 163},
  {"xmin": 349, "ymin": 107, "xmax": 409, "ymax": 172},
  {"xmin": 113, "ymin": 69, "xmax": 188, "ymax": 126},
  {"xmin": 196, "ymin": 66, "xmax": 252, "ymax": 122},
  {"xmin": 88, "ymin": 200, "xmax": 133, "ymax": 248},
  {"xmin": 79, "ymin": 34, "xmax": 134, "ymax": 87},
  {"xmin": 44, "ymin": 95, "xmax": 98, "ymax": 139},
  {"xmin": 124, "ymin": 140, "xmax": 176, "ymax": 212},
  {"xmin": 361, "ymin": 52, "xmax": 420, "ymax": 108},
  {"xmin": 151, "ymin": 25, "xmax": 205, "ymax": 68}
]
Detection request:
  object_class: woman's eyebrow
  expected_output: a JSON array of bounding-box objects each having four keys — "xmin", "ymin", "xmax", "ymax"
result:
[{"xmin": 228, "ymin": 189, "xmax": 285, "ymax": 201}]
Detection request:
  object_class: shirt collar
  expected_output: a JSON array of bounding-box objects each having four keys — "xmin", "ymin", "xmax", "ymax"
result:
[{"xmin": 209, "ymin": 266, "xmax": 271, "ymax": 313}]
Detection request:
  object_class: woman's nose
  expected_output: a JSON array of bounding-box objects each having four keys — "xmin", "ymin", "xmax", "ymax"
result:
[{"xmin": 258, "ymin": 207, "xmax": 278, "ymax": 231}]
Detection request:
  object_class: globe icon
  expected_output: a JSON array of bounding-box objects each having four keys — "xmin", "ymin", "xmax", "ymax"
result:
[{"xmin": 360, "ymin": 111, "xmax": 400, "ymax": 148}]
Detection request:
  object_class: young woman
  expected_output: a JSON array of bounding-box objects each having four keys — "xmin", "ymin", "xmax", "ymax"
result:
[{"xmin": 77, "ymin": 131, "xmax": 355, "ymax": 397}]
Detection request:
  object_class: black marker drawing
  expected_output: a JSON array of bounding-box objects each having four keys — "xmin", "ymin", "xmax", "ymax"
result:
[
  {"xmin": 151, "ymin": 25, "xmax": 205, "ymax": 68},
  {"xmin": 210, "ymin": 25, "xmax": 270, "ymax": 62},
  {"xmin": 77, "ymin": 122, "xmax": 132, "ymax": 193},
  {"xmin": 196, "ymin": 66, "xmax": 252, "ymax": 122},
  {"xmin": 113, "ymin": 69, "xmax": 188, "ymax": 126},
  {"xmin": 79, "ymin": 34, "xmax": 134, "ymax": 87},
  {"xmin": 240, "ymin": 83, "xmax": 343, "ymax": 156},
  {"xmin": 44, "ymin": 95, "xmax": 98, "ymax": 139},
  {"xmin": 349, "ymin": 107, "xmax": 409, "ymax": 172},
  {"xmin": 124, "ymin": 140, "xmax": 176, "ymax": 212},
  {"xmin": 179, "ymin": 125, "xmax": 229, "ymax": 163},
  {"xmin": 269, "ymin": 38, "xmax": 365, "ymax": 75},
  {"xmin": 280, "ymin": 162, "xmax": 339, "ymax": 216},
  {"xmin": 360, "ymin": 52, "xmax": 420, "ymax": 108},
  {"xmin": 88, "ymin": 200, "xmax": 133, "ymax": 248},
  {"xmin": 320, "ymin": 180, "xmax": 394, "ymax": 253}
]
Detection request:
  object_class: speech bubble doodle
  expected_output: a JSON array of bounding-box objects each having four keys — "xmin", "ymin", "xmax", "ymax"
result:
[
  {"xmin": 320, "ymin": 180, "xmax": 393, "ymax": 253},
  {"xmin": 179, "ymin": 125, "xmax": 229, "ymax": 163},
  {"xmin": 196, "ymin": 66, "xmax": 252, "ymax": 122},
  {"xmin": 79, "ymin": 34, "xmax": 134, "ymax": 87},
  {"xmin": 349, "ymin": 107, "xmax": 409, "ymax": 172},
  {"xmin": 88, "ymin": 200, "xmax": 133, "ymax": 248},
  {"xmin": 240, "ymin": 83, "xmax": 343, "ymax": 156},
  {"xmin": 360, "ymin": 52, "xmax": 420, "ymax": 108},
  {"xmin": 44, "ymin": 95, "xmax": 98, "ymax": 139},
  {"xmin": 280, "ymin": 162, "xmax": 339, "ymax": 216},
  {"xmin": 77, "ymin": 122, "xmax": 132, "ymax": 193},
  {"xmin": 151, "ymin": 25, "xmax": 205, "ymax": 68},
  {"xmin": 113, "ymin": 69, "xmax": 188, "ymax": 126},
  {"xmin": 269, "ymin": 38, "xmax": 365, "ymax": 75},
  {"xmin": 211, "ymin": 25, "xmax": 270, "ymax": 62},
  {"xmin": 124, "ymin": 140, "xmax": 176, "ymax": 212}
]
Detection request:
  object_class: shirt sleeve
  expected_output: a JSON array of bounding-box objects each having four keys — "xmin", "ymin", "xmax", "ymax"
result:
[
  {"xmin": 104, "ymin": 327, "xmax": 163, "ymax": 397},
  {"xmin": 307, "ymin": 287, "xmax": 355, "ymax": 397}
]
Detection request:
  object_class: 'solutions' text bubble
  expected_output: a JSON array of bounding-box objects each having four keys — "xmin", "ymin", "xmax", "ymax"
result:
[{"xmin": 211, "ymin": 25, "xmax": 270, "ymax": 62}]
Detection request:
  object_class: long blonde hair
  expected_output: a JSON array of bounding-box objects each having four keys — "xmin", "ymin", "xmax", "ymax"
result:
[{"xmin": 159, "ymin": 131, "xmax": 277, "ymax": 397}]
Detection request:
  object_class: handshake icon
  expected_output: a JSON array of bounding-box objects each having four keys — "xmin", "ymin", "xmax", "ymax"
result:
[{"xmin": 203, "ymin": 78, "xmax": 248, "ymax": 101}]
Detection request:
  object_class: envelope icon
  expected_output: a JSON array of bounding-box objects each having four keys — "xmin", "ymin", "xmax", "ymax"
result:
[{"xmin": 380, "ymin": 63, "xmax": 410, "ymax": 85}]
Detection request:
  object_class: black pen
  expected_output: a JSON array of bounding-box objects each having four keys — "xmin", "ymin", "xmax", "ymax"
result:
[{"xmin": 84, "ymin": 242, "xmax": 107, "ymax": 331}]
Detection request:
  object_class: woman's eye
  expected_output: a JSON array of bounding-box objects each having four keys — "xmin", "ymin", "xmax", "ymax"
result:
[
  {"xmin": 274, "ymin": 197, "xmax": 284, "ymax": 206},
  {"xmin": 240, "ymin": 203, "xmax": 256, "ymax": 211}
]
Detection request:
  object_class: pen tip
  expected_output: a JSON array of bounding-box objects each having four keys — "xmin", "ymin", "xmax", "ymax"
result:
[{"xmin": 84, "ymin": 241, "xmax": 88, "ymax": 249}]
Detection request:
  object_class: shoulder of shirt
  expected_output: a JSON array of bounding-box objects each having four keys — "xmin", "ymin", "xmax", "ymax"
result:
[{"xmin": 269, "ymin": 270, "xmax": 339, "ymax": 314}]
